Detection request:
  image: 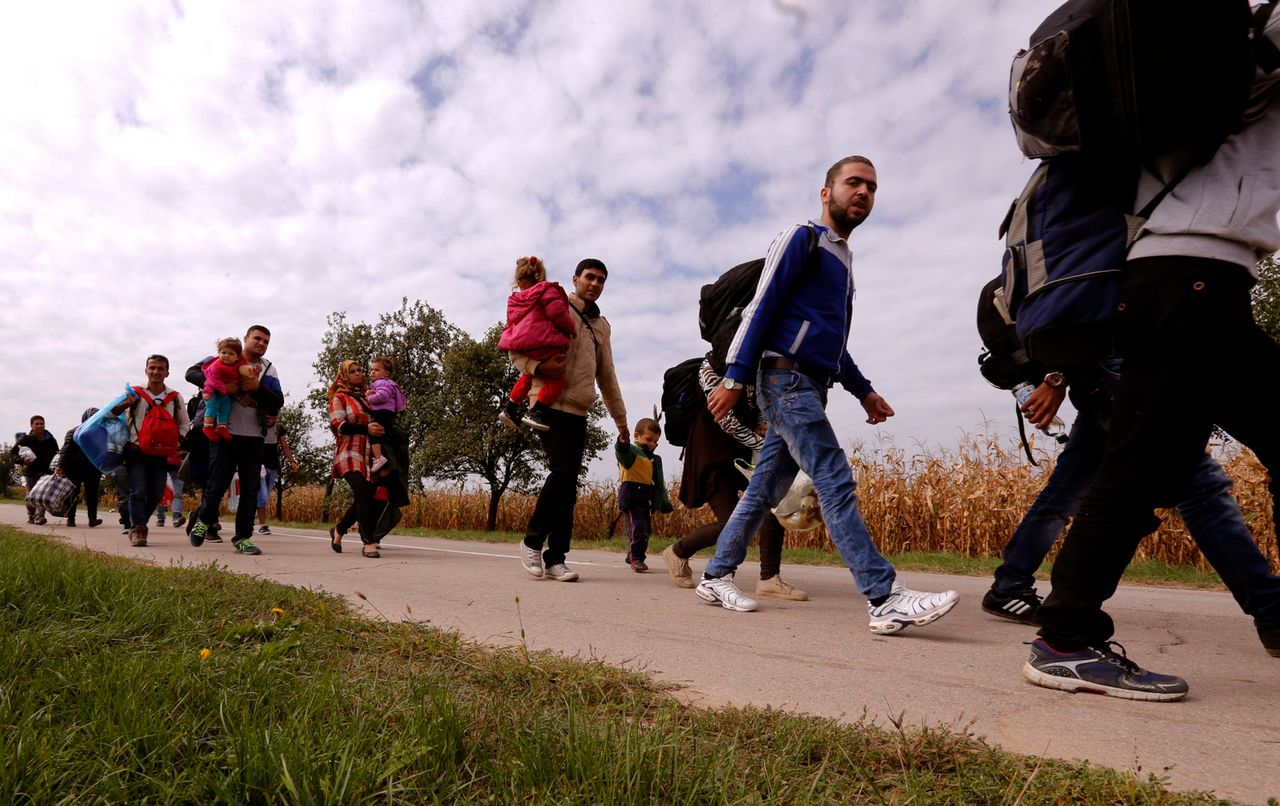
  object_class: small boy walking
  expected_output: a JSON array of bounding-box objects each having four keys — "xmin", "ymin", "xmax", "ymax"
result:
[{"xmin": 615, "ymin": 418, "xmax": 673, "ymax": 572}]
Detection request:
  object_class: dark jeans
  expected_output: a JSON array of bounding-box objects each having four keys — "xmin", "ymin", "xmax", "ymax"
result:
[
  {"xmin": 620, "ymin": 482, "xmax": 654, "ymax": 563},
  {"xmin": 995, "ymin": 407, "xmax": 1280, "ymax": 627},
  {"xmin": 111, "ymin": 468, "xmax": 131, "ymax": 528},
  {"xmin": 67, "ymin": 475, "xmax": 100, "ymax": 524},
  {"xmin": 1038, "ymin": 257, "xmax": 1280, "ymax": 649},
  {"xmin": 524, "ymin": 408, "xmax": 587, "ymax": 567},
  {"xmin": 336, "ymin": 471, "xmax": 378, "ymax": 545},
  {"xmin": 125, "ymin": 447, "xmax": 170, "ymax": 529},
  {"xmin": 196, "ymin": 435, "xmax": 264, "ymax": 542},
  {"xmin": 673, "ymin": 467, "xmax": 784, "ymax": 579}
]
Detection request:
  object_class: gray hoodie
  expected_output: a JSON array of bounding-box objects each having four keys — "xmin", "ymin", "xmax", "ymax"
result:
[{"xmin": 1129, "ymin": 11, "xmax": 1280, "ymax": 278}]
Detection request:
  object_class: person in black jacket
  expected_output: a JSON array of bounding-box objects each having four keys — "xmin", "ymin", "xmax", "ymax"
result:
[
  {"xmin": 55, "ymin": 408, "xmax": 104, "ymax": 528},
  {"xmin": 11, "ymin": 415, "xmax": 58, "ymax": 524}
]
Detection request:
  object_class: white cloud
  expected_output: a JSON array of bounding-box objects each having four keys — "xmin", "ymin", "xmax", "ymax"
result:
[{"xmin": 2, "ymin": 0, "xmax": 1100, "ymax": 481}]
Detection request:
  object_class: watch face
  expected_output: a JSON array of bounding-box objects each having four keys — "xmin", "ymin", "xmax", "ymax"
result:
[{"xmin": 1045, "ymin": 372, "xmax": 1065, "ymax": 388}]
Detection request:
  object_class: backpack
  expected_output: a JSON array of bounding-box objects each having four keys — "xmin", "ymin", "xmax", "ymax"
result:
[
  {"xmin": 976, "ymin": 276, "xmax": 1044, "ymax": 391},
  {"xmin": 659, "ymin": 357, "xmax": 705, "ymax": 448},
  {"xmin": 1009, "ymin": 0, "xmax": 1272, "ymax": 160},
  {"xmin": 132, "ymin": 387, "xmax": 181, "ymax": 457},
  {"xmin": 697, "ymin": 225, "xmax": 818, "ymax": 373}
]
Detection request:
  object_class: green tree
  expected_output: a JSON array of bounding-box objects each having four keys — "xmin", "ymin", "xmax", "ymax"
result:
[
  {"xmin": 308, "ymin": 298, "xmax": 462, "ymax": 488},
  {"xmin": 1254, "ymin": 254, "xmax": 1279, "ymax": 342},
  {"xmin": 421, "ymin": 324, "xmax": 613, "ymax": 531},
  {"xmin": 274, "ymin": 400, "xmax": 330, "ymax": 489}
]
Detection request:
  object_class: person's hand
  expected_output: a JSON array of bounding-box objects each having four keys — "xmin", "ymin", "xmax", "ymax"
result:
[
  {"xmin": 537, "ymin": 354, "xmax": 567, "ymax": 379},
  {"xmin": 367, "ymin": 422, "xmax": 385, "ymax": 438},
  {"xmin": 54, "ymin": 467, "xmax": 63, "ymax": 477},
  {"xmin": 239, "ymin": 373, "xmax": 260, "ymax": 393},
  {"xmin": 289, "ymin": 460, "xmax": 300, "ymax": 473},
  {"xmin": 708, "ymin": 384, "xmax": 742, "ymax": 421},
  {"xmin": 617, "ymin": 429, "xmax": 630, "ymax": 445},
  {"xmin": 861, "ymin": 392, "xmax": 895, "ymax": 424},
  {"xmin": 1022, "ymin": 383, "xmax": 1066, "ymax": 429}
]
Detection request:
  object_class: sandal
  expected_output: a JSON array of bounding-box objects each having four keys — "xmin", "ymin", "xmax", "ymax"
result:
[
  {"xmin": 329, "ymin": 526, "xmax": 343, "ymax": 554},
  {"xmin": 362, "ymin": 545, "xmax": 380, "ymax": 559}
]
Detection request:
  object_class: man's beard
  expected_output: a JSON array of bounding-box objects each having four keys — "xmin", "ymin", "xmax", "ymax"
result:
[{"xmin": 830, "ymin": 198, "xmax": 869, "ymax": 231}]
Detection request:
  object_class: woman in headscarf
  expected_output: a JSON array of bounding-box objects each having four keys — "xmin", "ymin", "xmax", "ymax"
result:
[{"xmin": 327, "ymin": 360, "xmax": 385, "ymax": 558}]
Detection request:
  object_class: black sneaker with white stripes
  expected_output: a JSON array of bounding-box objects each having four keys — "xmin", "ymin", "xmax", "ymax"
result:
[{"xmin": 982, "ymin": 587, "xmax": 1042, "ymax": 625}]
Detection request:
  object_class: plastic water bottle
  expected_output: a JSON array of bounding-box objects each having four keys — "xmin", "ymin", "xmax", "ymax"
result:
[{"xmin": 1012, "ymin": 382, "xmax": 1035, "ymax": 410}]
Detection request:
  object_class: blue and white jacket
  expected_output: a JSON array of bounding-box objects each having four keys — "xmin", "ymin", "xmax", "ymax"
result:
[{"xmin": 723, "ymin": 221, "xmax": 874, "ymax": 400}]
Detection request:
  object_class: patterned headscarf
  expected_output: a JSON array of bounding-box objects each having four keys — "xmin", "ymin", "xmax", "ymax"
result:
[{"xmin": 326, "ymin": 359, "xmax": 367, "ymax": 403}]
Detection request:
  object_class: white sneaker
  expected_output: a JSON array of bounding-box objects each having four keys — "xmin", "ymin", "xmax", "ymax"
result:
[
  {"xmin": 867, "ymin": 583, "xmax": 958, "ymax": 634},
  {"xmin": 695, "ymin": 574, "xmax": 758, "ymax": 612},
  {"xmin": 521, "ymin": 544, "xmax": 545, "ymax": 579},
  {"xmin": 545, "ymin": 563, "xmax": 579, "ymax": 582}
]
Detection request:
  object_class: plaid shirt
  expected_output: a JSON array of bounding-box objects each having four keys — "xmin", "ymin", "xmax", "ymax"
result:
[{"xmin": 329, "ymin": 392, "xmax": 371, "ymax": 480}]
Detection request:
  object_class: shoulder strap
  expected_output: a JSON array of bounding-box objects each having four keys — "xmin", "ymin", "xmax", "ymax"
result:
[
  {"xmin": 1256, "ymin": 1, "xmax": 1280, "ymax": 75},
  {"xmin": 569, "ymin": 301, "xmax": 600, "ymax": 349}
]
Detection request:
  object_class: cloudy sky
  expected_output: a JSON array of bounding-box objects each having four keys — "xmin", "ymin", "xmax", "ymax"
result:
[{"xmin": 1, "ymin": 0, "xmax": 1079, "ymax": 479}]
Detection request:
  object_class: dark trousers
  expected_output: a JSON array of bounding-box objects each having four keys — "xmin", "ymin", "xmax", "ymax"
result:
[
  {"xmin": 619, "ymin": 482, "xmax": 654, "ymax": 563},
  {"xmin": 111, "ymin": 469, "xmax": 131, "ymax": 528},
  {"xmin": 67, "ymin": 475, "xmax": 100, "ymax": 524},
  {"xmin": 673, "ymin": 470, "xmax": 784, "ymax": 579},
  {"xmin": 524, "ymin": 408, "xmax": 587, "ymax": 567},
  {"xmin": 125, "ymin": 447, "xmax": 170, "ymax": 529},
  {"xmin": 1039, "ymin": 257, "xmax": 1280, "ymax": 649},
  {"xmin": 196, "ymin": 435, "xmax": 264, "ymax": 542},
  {"xmin": 336, "ymin": 471, "xmax": 378, "ymax": 545}
]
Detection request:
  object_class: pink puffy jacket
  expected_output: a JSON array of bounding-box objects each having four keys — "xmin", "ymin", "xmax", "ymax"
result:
[{"xmin": 497, "ymin": 281, "xmax": 577, "ymax": 353}]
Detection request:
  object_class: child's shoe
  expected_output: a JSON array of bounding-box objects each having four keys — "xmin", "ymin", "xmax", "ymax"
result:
[
  {"xmin": 215, "ymin": 425, "xmax": 232, "ymax": 441},
  {"xmin": 497, "ymin": 400, "xmax": 522, "ymax": 430},
  {"xmin": 370, "ymin": 455, "xmax": 388, "ymax": 473},
  {"xmin": 521, "ymin": 404, "xmax": 551, "ymax": 432},
  {"xmin": 202, "ymin": 424, "xmax": 219, "ymax": 441}
]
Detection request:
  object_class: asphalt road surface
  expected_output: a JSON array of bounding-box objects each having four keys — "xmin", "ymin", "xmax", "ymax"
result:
[{"xmin": 4, "ymin": 504, "xmax": 1277, "ymax": 803}]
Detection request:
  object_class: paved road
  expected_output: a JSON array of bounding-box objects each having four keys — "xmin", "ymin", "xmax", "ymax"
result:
[{"xmin": 4, "ymin": 504, "xmax": 1277, "ymax": 804}]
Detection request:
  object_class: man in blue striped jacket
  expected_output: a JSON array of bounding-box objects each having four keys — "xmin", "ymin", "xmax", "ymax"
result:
[{"xmin": 695, "ymin": 156, "xmax": 959, "ymax": 632}]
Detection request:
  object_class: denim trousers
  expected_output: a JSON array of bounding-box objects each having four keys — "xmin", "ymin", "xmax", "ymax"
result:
[
  {"xmin": 703, "ymin": 369, "xmax": 896, "ymax": 599},
  {"xmin": 1038, "ymin": 257, "xmax": 1280, "ymax": 648},
  {"xmin": 126, "ymin": 448, "xmax": 170, "ymax": 528},
  {"xmin": 995, "ymin": 409, "xmax": 1280, "ymax": 628}
]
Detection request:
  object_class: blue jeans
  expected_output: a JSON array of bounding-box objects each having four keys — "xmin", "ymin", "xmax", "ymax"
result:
[
  {"xmin": 258, "ymin": 468, "xmax": 276, "ymax": 509},
  {"xmin": 703, "ymin": 369, "xmax": 897, "ymax": 599},
  {"xmin": 126, "ymin": 447, "xmax": 170, "ymax": 528},
  {"xmin": 168, "ymin": 469, "xmax": 183, "ymax": 516},
  {"xmin": 996, "ymin": 407, "xmax": 1280, "ymax": 628}
]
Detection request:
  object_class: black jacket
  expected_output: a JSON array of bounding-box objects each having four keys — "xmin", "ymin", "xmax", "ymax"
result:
[{"xmin": 11, "ymin": 430, "xmax": 59, "ymax": 477}]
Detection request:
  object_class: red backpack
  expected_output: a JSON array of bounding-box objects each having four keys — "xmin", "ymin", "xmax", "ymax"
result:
[{"xmin": 132, "ymin": 387, "xmax": 181, "ymax": 457}]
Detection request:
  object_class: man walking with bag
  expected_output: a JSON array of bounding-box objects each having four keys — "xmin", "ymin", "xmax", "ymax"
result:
[{"xmin": 112, "ymin": 355, "xmax": 190, "ymax": 547}]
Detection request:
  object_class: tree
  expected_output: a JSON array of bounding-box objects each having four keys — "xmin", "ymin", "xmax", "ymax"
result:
[
  {"xmin": 1254, "ymin": 254, "xmax": 1279, "ymax": 342},
  {"xmin": 420, "ymin": 324, "xmax": 613, "ymax": 531},
  {"xmin": 308, "ymin": 298, "xmax": 462, "ymax": 488},
  {"xmin": 274, "ymin": 400, "xmax": 330, "ymax": 489}
]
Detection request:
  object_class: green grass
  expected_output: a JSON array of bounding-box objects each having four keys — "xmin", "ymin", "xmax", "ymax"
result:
[
  {"xmin": 277, "ymin": 520, "xmax": 1231, "ymax": 591},
  {"xmin": 0, "ymin": 526, "xmax": 1229, "ymax": 805}
]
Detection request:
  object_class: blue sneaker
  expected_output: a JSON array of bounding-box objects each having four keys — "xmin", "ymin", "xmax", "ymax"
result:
[{"xmin": 1022, "ymin": 638, "xmax": 1188, "ymax": 702}]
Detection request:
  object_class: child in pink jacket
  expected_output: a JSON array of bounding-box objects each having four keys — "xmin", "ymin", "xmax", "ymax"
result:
[
  {"xmin": 497, "ymin": 256, "xmax": 576, "ymax": 432},
  {"xmin": 201, "ymin": 336, "xmax": 246, "ymax": 441}
]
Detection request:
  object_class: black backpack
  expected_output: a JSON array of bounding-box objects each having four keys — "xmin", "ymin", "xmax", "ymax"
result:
[
  {"xmin": 976, "ymin": 276, "xmax": 1044, "ymax": 392},
  {"xmin": 659, "ymin": 357, "xmax": 705, "ymax": 448},
  {"xmin": 697, "ymin": 225, "xmax": 818, "ymax": 373},
  {"xmin": 1009, "ymin": 0, "xmax": 1274, "ymax": 160}
]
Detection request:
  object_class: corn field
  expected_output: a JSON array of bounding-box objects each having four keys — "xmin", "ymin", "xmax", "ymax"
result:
[{"xmin": 104, "ymin": 434, "xmax": 1277, "ymax": 572}]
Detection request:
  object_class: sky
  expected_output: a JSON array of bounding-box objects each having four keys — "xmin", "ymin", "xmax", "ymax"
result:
[{"xmin": 0, "ymin": 0, "xmax": 1087, "ymax": 480}]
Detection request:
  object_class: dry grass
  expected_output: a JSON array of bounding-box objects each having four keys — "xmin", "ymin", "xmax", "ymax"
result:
[{"xmin": 101, "ymin": 433, "xmax": 1278, "ymax": 572}]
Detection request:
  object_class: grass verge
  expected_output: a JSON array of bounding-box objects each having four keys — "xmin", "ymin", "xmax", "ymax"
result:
[
  {"xmin": 276, "ymin": 520, "xmax": 1231, "ymax": 590},
  {"xmin": 0, "ymin": 526, "xmax": 1226, "ymax": 804}
]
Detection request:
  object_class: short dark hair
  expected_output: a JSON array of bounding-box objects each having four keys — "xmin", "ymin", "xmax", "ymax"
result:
[
  {"xmin": 824, "ymin": 155, "xmax": 875, "ymax": 189},
  {"xmin": 575, "ymin": 258, "xmax": 608, "ymax": 277},
  {"xmin": 635, "ymin": 417, "xmax": 661, "ymax": 437},
  {"xmin": 146, "ymin": 354, "xmax": 169, "ymax": 370},
  {"xmin": 371, "ymin": 355, "xmax": 396, "ymax": 375},
  {"xmin": 246, "ymin": 324, "xmax": 271, "ymax": 339},
  {"xmin": 29, "ymin": 415, "xmax": 44, "ymax": 426}
]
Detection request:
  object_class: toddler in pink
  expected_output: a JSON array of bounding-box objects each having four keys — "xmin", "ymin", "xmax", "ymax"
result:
[
  {"xmin": 497, "ymin": 256, "xmax": 576, "ymax": 432},
  {"xmin": 201, "ymin": 337, "xmax": 246, "ymax": 442}
]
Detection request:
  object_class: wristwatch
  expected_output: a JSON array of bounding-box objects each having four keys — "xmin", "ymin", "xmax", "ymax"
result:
[
  {"xmin": 1043, "ymin": 371, "xmax": 1065, "ymax": 388},
  {"xmin": 722, "ymin": 377, "xmax": 742, "ymax": 391}
]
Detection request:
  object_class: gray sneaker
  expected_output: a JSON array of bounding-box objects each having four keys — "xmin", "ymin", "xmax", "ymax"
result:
[
  {"xmin": 695, "ymin": 574, "xmax": 757, "ymax": 612},
  {"xmin": 521, "ymin": 544, "xmax": 545, "ymax": 579},
  {"xmin": 661, "ymin": 544, "xmax": 695, "ymax": 589},
  {"xmin": 545, "ymin": 563, "xmax": 579, "ymax": 582}
]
